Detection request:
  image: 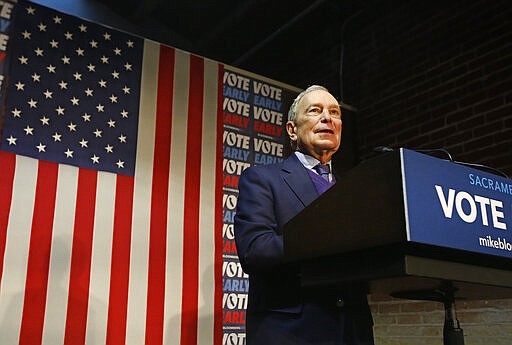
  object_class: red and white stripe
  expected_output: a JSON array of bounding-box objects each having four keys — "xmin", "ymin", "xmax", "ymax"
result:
[{"xmin": 0, "ymin": 41, "xmax": 223, "ymax": 345}]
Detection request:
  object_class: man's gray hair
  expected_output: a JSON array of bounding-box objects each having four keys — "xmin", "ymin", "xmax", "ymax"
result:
[{"xmin": 287, "ymin": 85, "xmax": 329, "ymax": 122}]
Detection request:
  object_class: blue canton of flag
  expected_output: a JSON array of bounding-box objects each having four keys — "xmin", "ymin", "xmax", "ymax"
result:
[{"xmin": 1, "ymin": 2, "xmax": 143, "ymax": 175}]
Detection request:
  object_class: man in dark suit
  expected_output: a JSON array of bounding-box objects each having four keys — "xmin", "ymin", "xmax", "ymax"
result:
[{"xmin": 234, "ymin": 85, "xmax": 374, "ymax": 345}]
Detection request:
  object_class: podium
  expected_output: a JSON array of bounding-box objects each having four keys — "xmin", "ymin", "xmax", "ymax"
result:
[{"xmin": 283, "ymin": 149, "xmax": 512, "ymax": 344}]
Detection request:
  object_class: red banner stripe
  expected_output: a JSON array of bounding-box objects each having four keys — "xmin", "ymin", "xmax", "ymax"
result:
[
  {"xmin": 106, "ymin": 174, "xmax": 135, "ymax": 344},
  {"xmin": 180, "ymin": 55, "xmax": 204, "ymax": 345},
  {"xmin": 63, "ymin": 168, "xmax": 98, "ymax": 345},
  {"xmin": 145, "ymin": 45, "xmax": 176, "ymax": 345},
  {"xmin": 0, "ymin": 152, "xmax": 16, "ymax": 286},
  {"xmin": 19, "ymin": 160, "xmax": 59, "ymax": 345}
]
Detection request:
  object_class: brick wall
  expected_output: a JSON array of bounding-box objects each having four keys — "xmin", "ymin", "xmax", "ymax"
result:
[
  {"xmin": 343, "ymin": 0, "xmax": 512, "ymax": 174},
  {"xmin": 338, "ymin": 0, "xmax": 512, "ymax": 343},
  {"xmin": 369, "ymin": 295, "xmax": 512, "ymax": 345}
]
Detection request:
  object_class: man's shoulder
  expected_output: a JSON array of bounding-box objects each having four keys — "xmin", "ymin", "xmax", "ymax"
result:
[
  {"xmin": 241, "ymin": 162, "xmax": 284, "ymax": 180},
  {"xmin": 242, "ymin": 155, "xmax": 298, "ymax": 176}
]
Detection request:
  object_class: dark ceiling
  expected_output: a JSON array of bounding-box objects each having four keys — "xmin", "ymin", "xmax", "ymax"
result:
[{"xmin": 74, "ymin": 0, "xmax": 367, "ymax": 90}]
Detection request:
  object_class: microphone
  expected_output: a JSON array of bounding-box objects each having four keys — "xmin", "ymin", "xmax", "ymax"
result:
[
  {"xmin": 373, "ymin": 146, "xmax": 453, "ymax": 161},
  {"xmin": 452, "ymin": 160, "xmax": 510, "ymax": 179},
  {"xmin": 415, "ymin": 148, "xmax": 453, "ymax": 162},
  {"xmin": 373, "ymin": 146, "xmax": 394, "ymax": 153},
  {"xmin": 373, "ymin": 146, "xmax": 510, "ymax": 179}
]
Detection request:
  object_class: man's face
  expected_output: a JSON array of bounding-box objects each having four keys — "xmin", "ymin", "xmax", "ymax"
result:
[{"xmin": 286, "ymin": 89, "xmax": 342, "ymax": 162}]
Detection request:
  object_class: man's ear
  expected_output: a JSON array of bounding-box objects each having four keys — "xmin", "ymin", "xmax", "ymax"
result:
[{"xmin": 286, "ymin": 121, "xmax": 297, "ymax": 141}]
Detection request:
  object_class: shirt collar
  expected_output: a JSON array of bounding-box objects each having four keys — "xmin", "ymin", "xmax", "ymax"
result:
[{"xmin": 294, "ymin": 151, "xmax": 332, "ymax": 171}]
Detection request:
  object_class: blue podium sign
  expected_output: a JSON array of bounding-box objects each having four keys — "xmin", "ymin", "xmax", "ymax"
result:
[{"xmin": 401, "ymin": 148, "xmax": 512, "ymax": 258}]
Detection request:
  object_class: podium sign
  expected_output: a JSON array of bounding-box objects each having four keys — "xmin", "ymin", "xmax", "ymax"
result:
[
  {"xmin": 402, "ymin": 149, "xmax": 512, "ymax": 258},
  {"xmin": 283, "ymin": 148, "xmax": 512, "ymax": 298}
]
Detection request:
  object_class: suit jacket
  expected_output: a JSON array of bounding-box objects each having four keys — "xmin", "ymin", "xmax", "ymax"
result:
[{"xmin": 234, "ymin": 154, "xmax": 374, "ymax": 345}]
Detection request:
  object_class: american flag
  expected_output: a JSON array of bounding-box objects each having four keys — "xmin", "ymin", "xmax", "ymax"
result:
[
  {"xmin": 0, "ymin": 2, "xmax": 223, "ymax": 345},
  {"xmin": 2, "ymin": 2, "xmax": 143, "ymax": 175}
]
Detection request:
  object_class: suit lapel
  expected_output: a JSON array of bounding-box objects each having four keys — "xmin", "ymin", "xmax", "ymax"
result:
[{"xmin": 281, "ymin": 154, "xmax": 319, "ymax": 207}]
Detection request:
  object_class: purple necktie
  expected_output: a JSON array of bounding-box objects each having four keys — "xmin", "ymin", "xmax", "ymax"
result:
[{"xmin": 315, "ymin": 164, "xmax": 330, "ymax": 182}]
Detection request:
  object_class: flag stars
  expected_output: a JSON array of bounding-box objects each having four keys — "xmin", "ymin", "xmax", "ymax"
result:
[
  {"xmin": 24, "ymin": 125, "xmax": 34, "ymax": 135},
  {"xmin": 32, "ymin": 73, "xmax": 41, "ymax": 82},
  {"xmin": 7, "ymin": 135, "xmax": 17, "ymax": 145},
  {"xmin": 93, "ymin": 129, "xmax": 102, "ymax": 138},
  {"xmin": 52, "ymin": 132, "xmax": 62, "ymax": 142},
  {"xmin": 56, "ymin": 106, "xmax": 65, "ymax": 115},
  {"xmin": 27, "ymin": 99, "xmax": 38, "ymax": 108},
  {"xmin": 67, "ymin": 122, "xmax": 77, "ymax": 131},
  {"xmin": 44, "ymin": 89, "xmax": 53, "ymax": 99},
  {"xmin": 46, "ymin": 64, "xmax": 56, "ymax": 73},
  {"xmin": 36, "ymin": 143, "xmax": 46, "ymax": 152},
  {"xmin": 5, "ymin": 20, "xmax": 140, "ymax": 172},
  {"xmin": 65, "ymin": 149, "xmax": 74, "ymax": 158},
  {"xmin": 79, "ymin": 24, "xmax": 87, "ymax": 32},
  {"xmin": 40, "ymin": 116, "xmax": 50, "ymax": 125},
  {"xmin": 26, "ymin": 6, "xmax": 36, "ymax": 15},
  {"xmin": 12, "ymin": 108, "xmax": 22, "ymax": 118}
]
